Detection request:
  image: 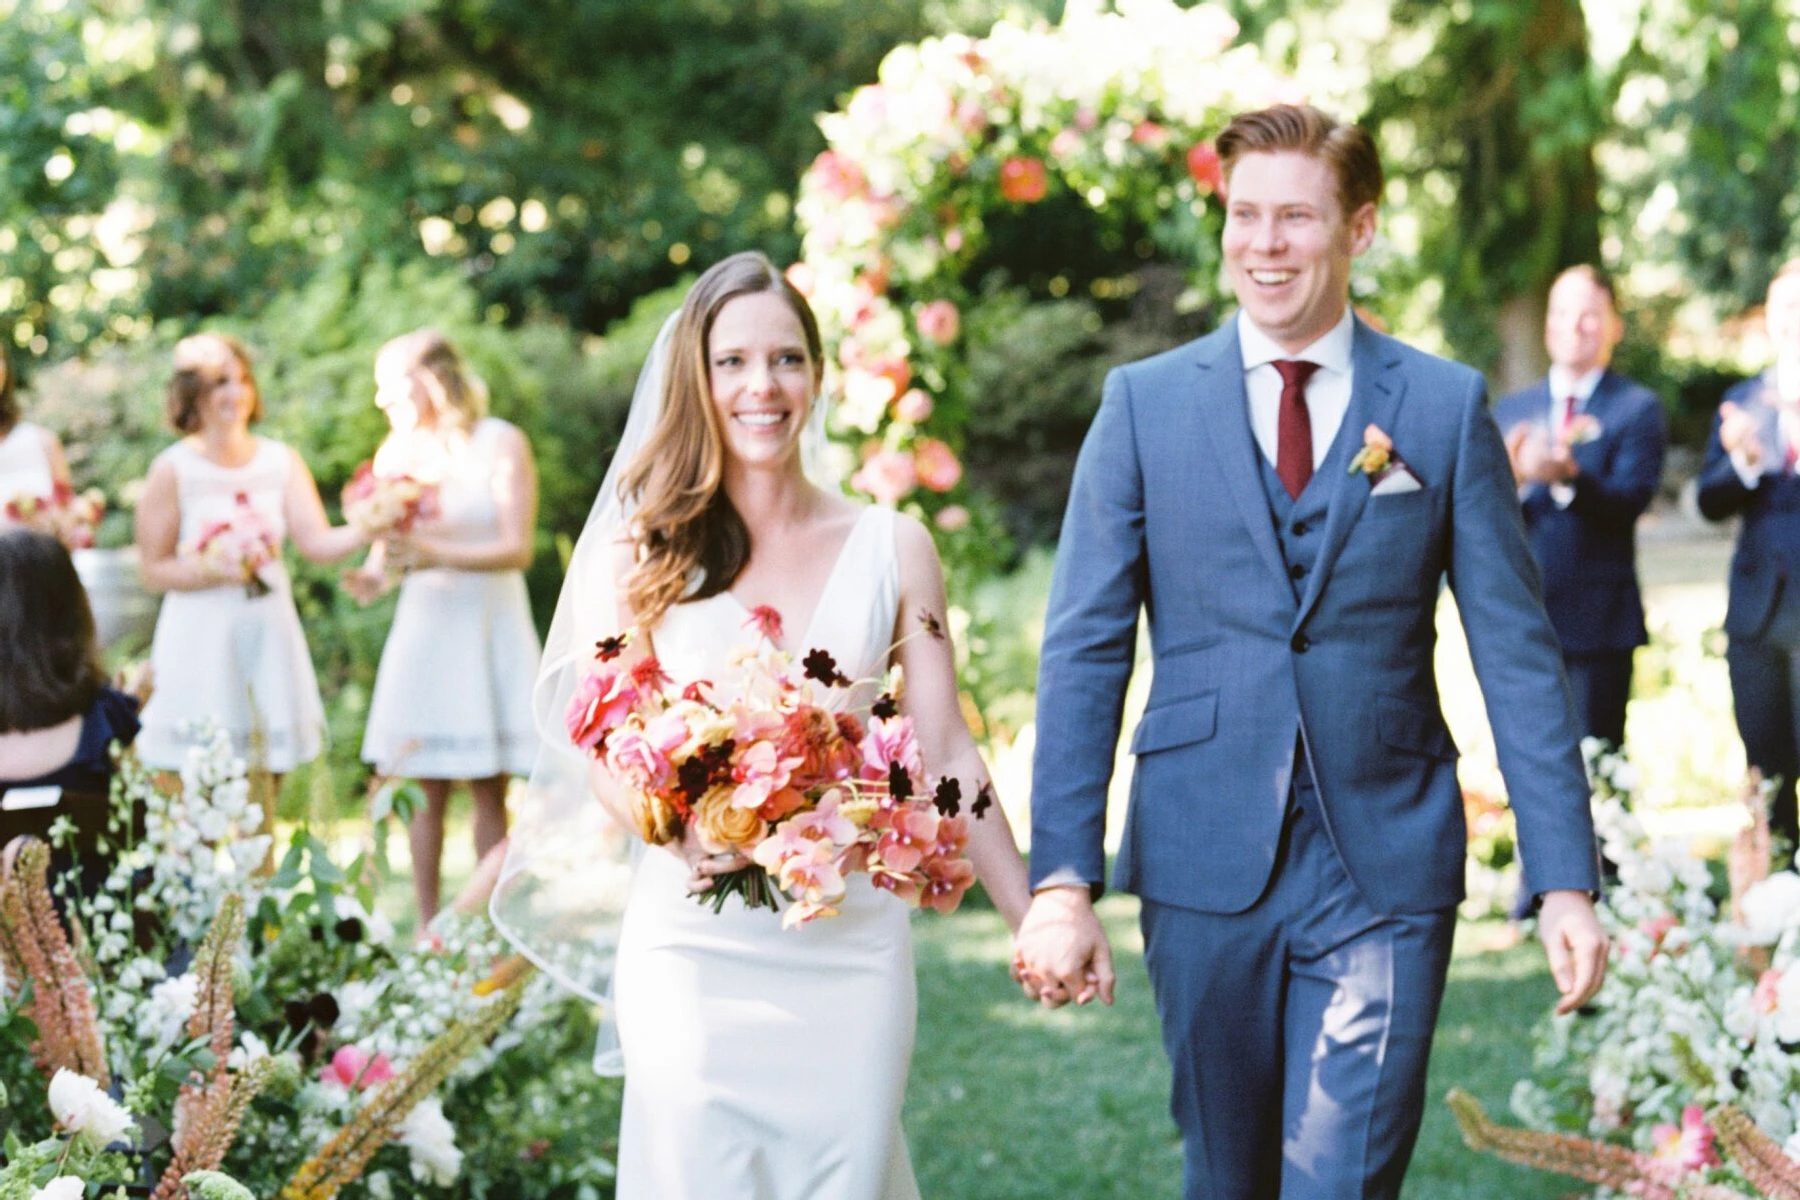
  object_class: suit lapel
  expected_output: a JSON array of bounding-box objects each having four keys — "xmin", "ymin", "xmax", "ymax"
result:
[
  {"xmin": 1191, "ymin": 323, "xmax": 1292, "ymax": 597},
  {"xmin": 1293, "ymin": 319, "xmax": 1406, "ymax": 632}
]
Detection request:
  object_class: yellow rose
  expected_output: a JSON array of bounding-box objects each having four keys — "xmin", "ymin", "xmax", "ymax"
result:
[
  {"xmin": 631, "ymin": 790, "xmax": 683, "ymax": 846},
  {"xmin": 693, "ymin": 786, "xmax": 769, "ymax": 854}
]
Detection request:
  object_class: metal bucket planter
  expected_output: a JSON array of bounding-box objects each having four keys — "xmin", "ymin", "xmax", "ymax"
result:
[{"xmin": 73, "ymin": 546, "xmax": 161, "ymax": 655}]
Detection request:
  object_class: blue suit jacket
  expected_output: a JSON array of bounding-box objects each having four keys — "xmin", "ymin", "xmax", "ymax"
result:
[
  {"xmin": 1698, "ymin": 372, "xmax": 1800, "ymax": 640},
  {"xmin": 1030, "ymin": 316, "xmax": 1600, "ymax": 916},
  {"xmin": 1491, "ymin": 371, "xmax": 1667, "ymax": 654}
]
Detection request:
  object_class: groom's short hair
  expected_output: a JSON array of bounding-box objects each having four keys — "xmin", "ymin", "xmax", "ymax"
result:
[{"xmin": 1216, "ymin": 104, "xmax": 1383, "ymax": 218}]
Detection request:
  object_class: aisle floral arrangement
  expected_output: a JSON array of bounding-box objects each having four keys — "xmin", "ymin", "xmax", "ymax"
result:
[
  {"xmin": 1453, "ymin": 750, "xmax": 1800, "ymax": 1196},
  {"xmin": 0, "ymin": 727, "xmax": 620, "ymax": 1199},
  {"xmin": 5, "ymin": 481, "xmax": 106, "ymax": 550},
  {"xmin": 565, "ymin": 606, "xmax": 982, "ymax": 926}
]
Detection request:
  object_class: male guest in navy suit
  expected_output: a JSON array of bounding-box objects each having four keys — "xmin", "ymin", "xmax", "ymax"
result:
[
  {"xmin": 1494, "ymin": 266, "xmax": 1668, "ymax": 749},
  {"xmin": 1013, "ymin": 105, "xmax": 1607, "ymax": 1200},
  {"xmin": 1700, "ymin": 257, "xmax": 1800, "ymax": 853}
]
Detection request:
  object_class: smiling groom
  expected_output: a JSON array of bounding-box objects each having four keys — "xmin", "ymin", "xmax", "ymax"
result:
[{"xmin": 1015, "ymin": 105, "xmax": 1609, "ymax": 1199}]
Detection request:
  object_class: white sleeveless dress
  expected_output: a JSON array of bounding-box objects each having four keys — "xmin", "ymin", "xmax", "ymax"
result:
[
  {"xmin": 360, "ymin": 418, "xmax": 540, "ymax": 780},
  {"xmin": 612, "ymin": 504, "xmax": 920, "ymax": 1200},
  {"xmin": 0, "ymin": 421, "xmax": 56, "ymax": 516},
  {"xmin": 136, "ymin": 439, "xmax": 325, "ymax": 772}
]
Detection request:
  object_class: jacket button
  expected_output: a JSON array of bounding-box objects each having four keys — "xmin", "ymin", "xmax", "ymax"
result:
[
  {"xmin": 1291, "ymin": 520, "xmax": 1309, "ymax": 536},
  {"xmin": 1291, "ymin": 633, "xmax": 1310, "ymax": 653},
  {"xmin": 1288, "ymin": 562, "xmax": 1307, "ymax": 580}
]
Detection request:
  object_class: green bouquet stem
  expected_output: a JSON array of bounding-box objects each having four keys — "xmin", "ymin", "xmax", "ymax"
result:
[{"xmin": 698, "ymin": 865, "xmax": 782, "ymax": 915}]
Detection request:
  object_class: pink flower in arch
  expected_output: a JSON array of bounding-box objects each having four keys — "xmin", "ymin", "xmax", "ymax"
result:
[
  {"xmin": 934, "ymin": 505, "xmax": 970, "ymax": 533},
  {"xmin": 853, "ymin": 449, "xmax": 917, "ymax": 506},
  {"xmin": 894, "ymin": 389, "xmax": 934, "ymax": 424},
  {"xmin": 914, "ymin": 300, "xmax": 961, "ymax": 347},
  {"xmin": 913, "ymin": 438, "xmax": 963, "ymax": 493},
  {"xmin": 810, "ymin": 150, "xmax": 867, "ymax": 201},
  {"xmin": 1187, "ymin": 142, "xmax": 1224, "ymax": 194}
]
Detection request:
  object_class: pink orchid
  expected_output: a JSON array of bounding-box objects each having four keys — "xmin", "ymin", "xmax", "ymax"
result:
[
  {"xmin": 732, "ymin": 740, "xmax": 804, "ymax": 811},
  {"xmin": 918, "ymin": 854, "xmax": 977, "ymax": 915},
  {"xmin": 788, "ymin": 790, "xmax": 859, "ymax": 846},
  {"xmin": 861, "ymin": 715, "xmax": 923, "ymax": 784},
  {"xmin": 321, "ymin": 1044, "xmax": 395, "ymax": 1092},
  {"xmin": 1651, "ymin": 1105, "xmax": 1720, "ymax": 1171},
  {"xmin": 565, "ymin": 667, "xmax": 639, "ymax": 751},
  {"xmin": 875, "ymin": 806, "xmax": 941, "ymax": 875}
]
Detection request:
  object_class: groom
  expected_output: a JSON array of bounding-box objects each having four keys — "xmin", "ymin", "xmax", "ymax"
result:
[{"xmin": 1015, "ymin": 104, "xmax": 1608, "ymax": 1199}]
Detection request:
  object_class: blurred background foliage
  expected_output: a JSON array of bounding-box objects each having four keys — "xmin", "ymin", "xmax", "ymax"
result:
[{"xmin": 6, "ymin": 0, "xmax": 1800, "ymax": 800}]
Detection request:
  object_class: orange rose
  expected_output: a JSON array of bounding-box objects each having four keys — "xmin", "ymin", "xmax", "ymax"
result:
[{"xmin": 693, "ymin": 787, "xmax": 769, "ymax": 855}]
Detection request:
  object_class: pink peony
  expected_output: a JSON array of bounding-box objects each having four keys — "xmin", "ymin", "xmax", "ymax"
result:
[
  {"xmin": 810, "ymin": 150, "xmax": 867, "ymax": 201},
  {"xmin": 861, "ymin": 715, "xmax": 924, "ymax": 783},
  {"xmin": 566, "ymin": 667, "xmax": 638, "ymax": 751},
  {"xmin": 321, "ymin": 1045, "xmax": 395, "ymax": 1092},
  {"xmin": 606, "ymin": 726, "xmax": 678, "ymax": 791},
  {"xmin": 998, "ymin": 156, "xmax": 1048, "ymax": 204},
  {"xmin": 913, "ymin": 438, "xmax": 963, "ymax": 493},
  {"xmin": 915, "ymin": 299, "xmax": 961, "ymax": 347},
  {"xmin": 852, "ymin": 449, "xmax": 917, "ymax": 506},
  {"xmin": 1187, "ymin": 141, "xmax": 1224, "ymax": 194},
  {"xmin": 1651, "ymin": 1105, "xmax": 1720, "ymax": 1171},
  {"xmin": 894, "ymin": 389, "xmax": 934, "ymax": 424}
]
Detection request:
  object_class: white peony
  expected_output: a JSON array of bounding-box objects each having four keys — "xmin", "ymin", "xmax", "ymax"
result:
[
  {"xmin": 1742, "ymin": 873, "xmax": 1800, "ymax": 944},
  {"xmin": 397, "ymin": 1096, "xmax": 463, "ymax": 1186},
  {"xmin": 227, "ymin": 1030, "xmax": 271, "ymax": 1071},
  {"xmin": 47, "ymin": 1068, "xmax": 137, "ymax": 1146},
  {"xmin": 31, "ymin": 1177, "xmax": 85, "ymax": 1200},
  {"xmin": 140, "ymin": 972, "xmax": 200, "ymax": 1051}
]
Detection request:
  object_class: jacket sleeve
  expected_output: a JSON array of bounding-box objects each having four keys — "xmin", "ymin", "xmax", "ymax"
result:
[
  {"xmin": 1697, "ymin": 387, "xmax": 1764, "ymax": 522},
  {"xmin": 1446, "ymin": 372, "xmax": 1600, "ymax": 897},
  {"xmin": 1566, "ymin": 389, "xmax": 1667, "ymax": 526},
  {"xmin": 1028, "ymin": 366, "xmax": 1147, "ymax": 895}
]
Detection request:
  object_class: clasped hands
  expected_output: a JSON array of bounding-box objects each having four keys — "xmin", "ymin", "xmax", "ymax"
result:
[
  {"xmin": 1010, "ymin": 886, "xmax": 1116, "ymax": 1009},
  {"xmin": 1505, "ymin": 425, "xmax": 1581, "ymax": 487},
  {"xmin": 1718, "ymin": 401, "xmax": 1768, "ymax": 470}
]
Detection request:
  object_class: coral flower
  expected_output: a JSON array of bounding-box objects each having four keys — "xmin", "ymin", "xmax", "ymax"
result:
[
  {"xmin": 876, "ymin": 806, "xmax": 941, "ymax": 875},
  {"xmin": 914, "ymin": 299, "xmax": 961, "ymax": 347},
  {"xmin": 998, "ymin": 156, "xmax": 1048, "ymax": 203},
  {"xmin": 919, "ymin": 854, "xmax": 976, "ymax": 914},
  {"xmin": 321, "ymin": 1044, "xmax": 396, "ymax": 1091},
  {"xmin": 913, "ymin": 438, "xmax": 963, "ymax": 493},
  {"xmin": 1186, "ymin": 141, "xmax": 1223, "ymax": 193},
  {"xmin": 894, "ymin": 388, "xmax": 934, "ymax": 424},
  {"xmin": 853, "ymin": 449, "xmax": 918, "ymax": 506}
]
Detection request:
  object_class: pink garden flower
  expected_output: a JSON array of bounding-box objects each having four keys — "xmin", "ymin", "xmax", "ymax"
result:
[
  {"xmin": 1049, "ymin": 128, "xmax": 1082, "ymax": 161},
  {"xmin": 913, "ymin": 438, "xmax": 963, "ymax": 493},
  {"xmin": 914, "ymin": 299, "xmax": 961, "ymax": 347},
  {"xmin": 811, "ymin": 150, "xmax": 867, "ymax": 200},
  {"xmin": 934, "ymin": 505, "xmax": 970, "ymax": 533},
  {"xmin": 321, "ymin": 1045, "xmax": 395, "ymax": 1092},
  {"xmin": 894, "ymin": 388, "xmax": 934, "ymax": 424},
  {"xmin": 1755, "ymin": 968, "xmax": 1783, "ymax": 1015},
  {"xmin": 1187, "ymin": 141, "xmax": 1223, "ymax": 194},
  {"xmin": 732, "ymin": 739, "xmax": 805, "ymax": 811},
  {"xmin": 861, "ymin": 715, "xmax": 923, "ymax": 784},
  {"xmin": 998, "ymin": 156, "xmax": 1048, "ymax": 203},
  {"xmin": 853, "ymin": 449, "xmax": 917, "ymax": 506},
  {"xmin": 1651, "ymin": 1105, "xmax": 1720, "ymax": 1171},
  {"xmin": 606, "ymin": 724, "xmax": 681, "ymax": 791}
]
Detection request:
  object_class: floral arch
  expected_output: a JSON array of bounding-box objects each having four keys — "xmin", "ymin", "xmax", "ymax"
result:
[{"xmin": 792, "ymin": 0, "xmax": 1364, "ymax": 573}]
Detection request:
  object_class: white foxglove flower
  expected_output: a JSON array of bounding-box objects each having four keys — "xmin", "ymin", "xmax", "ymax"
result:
[
  {"xmin": 47, "ymin": 1069, "xmax": 137, "ymax": 1146},
  {"xmin": 397, "ymin": 1096, "xmax": 463, "ymax": 1186},
  {"xmin": 31, "ymin": 1177, "xmax": 85, "ymax": 1200}
]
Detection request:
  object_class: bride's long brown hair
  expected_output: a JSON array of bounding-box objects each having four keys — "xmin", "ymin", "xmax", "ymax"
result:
[{"xmin": 619, "ymin": 251, "xmax": 824, "ymax": 630}]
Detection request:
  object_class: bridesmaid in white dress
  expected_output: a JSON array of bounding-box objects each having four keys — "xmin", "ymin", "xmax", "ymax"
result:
[
  {"xmin": 0, "ymin": 342, "xmax": 74, "ymax": 518},
  {"xmin": 347, "ymin": 329, "xmax": 540, "ymax": 924},
  {"xmin": 134, "ymin": 333, "xmax": 368, "ymax": 776},
  {"xmin": 592, "ymin": 252, "xmax": 1033, "ymax": 1198}
]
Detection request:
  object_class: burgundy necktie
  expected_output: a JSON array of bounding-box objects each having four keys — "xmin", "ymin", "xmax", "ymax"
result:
[
  {"xmin": 1559, "ymin": 394, "xmax": 1577, "ymax": 440},
  {"xmin": 1274, "ymin": 359, "xmax": 1321, "ymax": 500}
]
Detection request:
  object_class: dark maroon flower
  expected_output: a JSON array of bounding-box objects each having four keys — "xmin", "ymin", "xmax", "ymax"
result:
[
  {"xmin": 871, "ymin": 694, "xmax": 899, "ymax": 720},
  {"xmin": 803, "ymin": 648, "xmax": 851, "ymax": 687},
  {"xmin": 973, "ymin": 781, "xmax": 996, "ymax": 819},
  {"xmin": 933, "ymin": 777, "xmax": 962, "ymax": 818},
  {"xmin": 918, "ymin": 609, "xmax": 946, "ymax": 641},
  {"xmin": 595, "ymin": 633, "xmax": 630, "ymax": 662},
  {"xmin": 888, "ymin": 760, "xmax": 914, "ymax": 801}
]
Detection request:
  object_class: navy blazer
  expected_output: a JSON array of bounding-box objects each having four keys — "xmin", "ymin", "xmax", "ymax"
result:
[
  {"xmin": 1030, "ymin": 316, "xmax": 1599, "ymax": 917},
  {"xmin": 1698, "ymin": 371, "xmax": 1800, "ymax": 640},
  {"xmin": 1492, "ymin": 371, "xmax": 1667, "ymax": 655}
]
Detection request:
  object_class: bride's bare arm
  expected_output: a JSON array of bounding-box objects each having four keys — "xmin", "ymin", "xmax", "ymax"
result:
[{"xmin": 891, "ymin": 513, "xmax": 1032, "ymax": 933}]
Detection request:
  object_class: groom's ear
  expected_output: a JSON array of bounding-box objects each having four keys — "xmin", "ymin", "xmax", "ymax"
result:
[{"xmin": 1347, "ymin": 202, "xmax": 1378, "ymax": 258}]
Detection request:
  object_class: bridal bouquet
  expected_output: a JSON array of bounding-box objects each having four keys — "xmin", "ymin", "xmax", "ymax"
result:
[
  {"xmin": 565, "ymin": 614, "xmax": 981, "ymax": 927},
  {"xmin": 192, "ymin": 491, "xmax": 279, "ymax": 597},
  {"xmin": 4, "ymin": 480, "xmax": 105, "ymax": 549},
  {"xmin": 341, "ymin": 461, "xmax": 440, "ymax": 537}
]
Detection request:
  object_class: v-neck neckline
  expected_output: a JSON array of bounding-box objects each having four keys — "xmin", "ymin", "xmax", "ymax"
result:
[{"xmin": 724, "ymin": 505, "xmax": 874, "ymax": 657}]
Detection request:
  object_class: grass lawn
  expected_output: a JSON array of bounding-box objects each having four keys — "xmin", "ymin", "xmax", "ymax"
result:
[{"xmin": 906, "ymin": 898, "xmax": 1575, "ymax": 1200}]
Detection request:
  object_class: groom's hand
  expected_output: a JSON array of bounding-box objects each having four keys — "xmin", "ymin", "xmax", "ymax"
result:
[
  {"xmin": 1537, "ymin": 889, "xmax": 1609, "ymax": 1014},
  {"xmin": 1012, "ymin": 886, "xmax": 1115, "ymax": 1009}
]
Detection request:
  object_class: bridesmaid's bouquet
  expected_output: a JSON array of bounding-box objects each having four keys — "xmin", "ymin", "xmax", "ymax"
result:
[
  {"xmin": 191, "ymin": 491, "xmax": 279, "ymax": 598},
  {"xmin": 565, "ymin": 614, "xmax": 981, "ymax": 927},
  {"xmin": 4, "ymin": 481, "xmax": 105, "ymax": 549},
  {"xmin": 341, "ymin": 461, "xmax": 440, "ymax": 537}
]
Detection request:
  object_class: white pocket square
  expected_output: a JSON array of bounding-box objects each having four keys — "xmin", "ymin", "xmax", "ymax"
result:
[{"xmin": 1370, "ymin": 466, "xmax": 1423, "ymax": 496}]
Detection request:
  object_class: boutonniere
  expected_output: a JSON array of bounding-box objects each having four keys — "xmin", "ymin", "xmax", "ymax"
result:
[
  {"xmin": 1347, "ymin": 424, "xmax": 1394, "ymax": 477},
  {"xmin": 1562, "ymin": 414, "xmax": 1603, "ymax": 446}
]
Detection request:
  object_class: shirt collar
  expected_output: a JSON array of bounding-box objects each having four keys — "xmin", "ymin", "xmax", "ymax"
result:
[
  {"xmin": 1547, "ymin": 365, "xmax": 1606, "ymax": 405},
  {"xmin": 1237, "ymin": 307, "xmax": 1355, "ymax": 375},
  {"xmin": 1777, "ymin": 358, "xmax": 1800, "ymax": 404}
]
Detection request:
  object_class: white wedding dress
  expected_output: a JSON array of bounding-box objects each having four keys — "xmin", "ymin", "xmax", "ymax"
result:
[{"xmin": 611, "ymin": 504, "xmax": 921, "ymax": 1200}]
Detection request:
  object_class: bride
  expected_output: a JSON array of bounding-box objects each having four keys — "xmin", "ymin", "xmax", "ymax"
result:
[{"xmin": 497, "ymin": 251, "xmax": 1032, "ymax": 1198}]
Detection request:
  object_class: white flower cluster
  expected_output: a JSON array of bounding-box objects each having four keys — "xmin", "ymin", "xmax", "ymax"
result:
[{"xmin": 1516, "ymin": 776, "xmax": 1800, "ymax": 1165}]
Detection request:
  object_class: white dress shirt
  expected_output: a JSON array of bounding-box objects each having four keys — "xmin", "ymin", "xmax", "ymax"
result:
[
  {"xmin": 1544, "ymin": 365, "xmax": 1605, "ymax": 507},
  {"xmin": 1239, "ymin": 307, "xmax": 1355, "ymax": 472}
]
